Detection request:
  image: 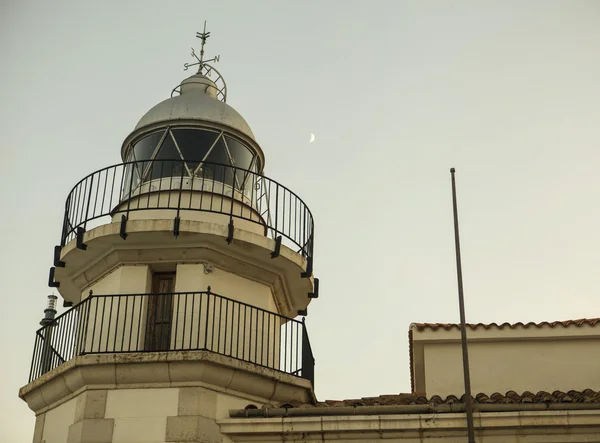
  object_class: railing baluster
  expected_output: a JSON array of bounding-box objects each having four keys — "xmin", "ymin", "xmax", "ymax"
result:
[
  {"xmin": 189, "ymin": 292, "xmax": 194, "ymax": 349},
  {"xmin": 209, "ymin": 165, "xmax": 216, "ymax": 210},
  {"xmin": 224, "ymin": 299, "xmax": 228, "ymax": 356},
  {"xmin": 156, "ymin": 162, "xmax": 163, "ymax": 206},
  {"xmin": 274, "ymin": 185, "xmax": 279, "ymax": 238},
  {"xmin": 105, "ymin": 296, "xmax": 114, "ymax": 352},
  {"xmin": 273, "ymin": 316, "xmax": 278, "ymax": 370},
  {"xmin": 145, "ymin": 161, "xmax": 152, "ymax": 208},
  {"xmin": 217, "ymin": 297, "xmax": 223, "ymax": 354},
  {"xmin": 211, "ymin": 293, "xmax": 216, "ymax": 350},
  {"xmin": 295, "ymin": 321, "xmax": 299, "ymax": 375},
  {"xmin": 204, "ymin": 292, "xmax": 210, "ymax": 350},
  {"xmin": 284, "ymin": 318, "xmax": 288, "ymax": 372},
  {"xmin": 74, "ymin": 300, "xmax": 82, "ymax": 356},
  {"xmin": 74, "ymin": 302, "xmax": 83, "ymax": 356},
  {"xmin": 96, "ymin": 297, "xmax": 103, "ymax": 353},
  {"xmin": 248, "ymin": 307, "xmax": 252, "ymax": 362},
  {"xmin": 199, "ymin": 165, "xmax": 205, "ymax": 211},
  {"xmin": 92, "ymin": 172, "xmax": 100, "ymax": 218},
  {"xmin": 188, "ymin": 174, "xmax": 194, "ymax": 209},
  {"xmin": 61, "ymin": 197, "xmax": 70, "ymax": 246},
  {"xmin": 90, "ymin": 298, "xmax": 98, "ymax": 353},
  {"xmin": 167, "ymin": 162, "xmax": 174, "ymax": 208},
  {"xmin": 82, "ymin": 297, "xmax": 92, "ymax": 355},
  {"xmin": 242, "ymin": 305, "xmax": 247, "ymax": 360},
  {"xmin": 286, "ymin": 190, "xmax": 291, "ymax": 240},
  {"xmin": 113, "ymin": 296, "xmax": 120, "ymax": 352},
  {"xmin": 64, "ymin": 306, "xmax": 74, "ymax": 361},
  {"xmin": 128, "ymin": 295, "xmax": 135, "ymax": 352},
  {"xmin": 302, "ymin": 207, "xmax": 307, "ymax": 256},
  {"xmin": 73, "ymin": 179, "xmax": 82, "ymax": 234},
  {"xmin": 182, "ymin": 293, "xmax": 187, "ymax": 349},
  {"xmin": 136, "ymin": 295, "xmax": 143, "ymax": 351},
  {"xmin": 176, "ymin": 161, "xmax": 184, "ymax": 222},
  {"xmin": 53, "ymin": 312, "xmax": 62, "ymax": 366},
  {"xmin": 121, "ymin": 296, "xmax": 128, "ymax": 352},
  {"xmin": 34, "ymin": 332, "xmax": 42, "ymax": 379},
  {"xmin": 108, "ymin": 167, "xmax": 116, "ymax": 216},
  {"xmin": 196, "ymin": 292, "xmax": 204, "ymax": 349},
  {"xmin": 219, "ymin": 164, "xmax": 225, "ymax": 213},
  {"xmin": 159, "ymin": 294, "xmax": 167, "ymax": 351},
  {"xmin": 266, "ymin": 313, "xmax": 271, "ymax": 367},
  {"xmin": 260, "ymin": 311, "xmax": 265, "ymax": 365},
  {"xmin": 229, "ymin": 299, "xmax": 234, "ymax": 357},
  {"xmin": 117, "ymin": 164, "xmax": 126, "ymax": 206},
  {"xmin": 28, "ymin": 334, "xmax": 39, "ymax": 381},
  {"xmin": 173, "ymin": 293, "xmax": 180, "ymax": 350},
  {"xmin": 254, "ymin": 310, "xmax": 259, "ymax": 365},
  {"xmin": 235, "ymin": 304, "xmax": 242, "ymax": 358},
  {"xmin": 100, "ymin": 169, "xmax": 108, "ymax": 215}
]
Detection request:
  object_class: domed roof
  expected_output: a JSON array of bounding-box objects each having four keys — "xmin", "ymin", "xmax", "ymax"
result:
[{"xmin": 133, "ymin": 74, "xmax": 255, "ymax": 140}]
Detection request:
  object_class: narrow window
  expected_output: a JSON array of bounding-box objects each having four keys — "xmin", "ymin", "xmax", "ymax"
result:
[{"xmin": 144, "ymin": 273, "xmax": 175, "ymax": 351}]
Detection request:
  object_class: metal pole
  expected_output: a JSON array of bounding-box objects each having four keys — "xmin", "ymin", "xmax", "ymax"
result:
[{"xmin": 450, "ymin": 168, "xmax": 476, "ymax": 443}]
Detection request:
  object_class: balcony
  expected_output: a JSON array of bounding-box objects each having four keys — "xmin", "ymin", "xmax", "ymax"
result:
[
  {"xmin": 29, "ymin": 290, "xmax": 314, "ymax": 384},
  {"xmin": 57, "ymin": 160, "xmax": 314, "ymax": 265}
]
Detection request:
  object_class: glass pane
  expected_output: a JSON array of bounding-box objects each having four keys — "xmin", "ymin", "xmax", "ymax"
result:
[
  {"xmin": 251, "ymin": 157, "xmax": 260, "ymax": 174},
  {"xmin": 133, "ymin": 131, "xmax": 164, "ymax": 161},
  {"xmin": 225, "ymin": 136, "xmax": 255, "ymax": 191},
  {"xmin": 122, "ymin": 164, "xmax": 132, "ymax": 198},
  {"xmin": 242, "ymin": 158, "xmax": 259, "ymax": 201},
  {"xmin": 134, "ymin": 131, "xmax": 165, "ymax": 183},
  {"xmin": 125, "ymin": 147, "xmax": 136, "ymax": 163},
  {"xmin": 202, "ymin": 139, "xmax": 235, "ymax": 187},
  {"xmin": 125, "ymin": 146, "xmax": 146, "ymax": 190},
  {"xmin": 121, "ymin": 162, "xmax": 142, "ymax": 198},
  {"xmin": 172, "ymin": 129, "xmax": 218, "ymax": 174},
  {"xmin": 225, "ymin": 136, "xmax": 253, "ymax": 170},
  {"xmin": 150, "ymin": 133, "xmax": 184, "ymax": 181}
]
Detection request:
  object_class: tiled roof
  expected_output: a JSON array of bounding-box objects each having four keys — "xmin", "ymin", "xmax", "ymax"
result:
[
  {"xmin": 411, "ymin": 318, "xmax": 600, "ymax": 331},
  {"xmin": 309, "ymin": 390, "xmax": 600, "ymax": 408}
]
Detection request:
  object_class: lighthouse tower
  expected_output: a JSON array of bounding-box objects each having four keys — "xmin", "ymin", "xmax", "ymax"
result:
[{"xmin": 20, "ymin": 27, "xmax": 317, "ymax": 443}]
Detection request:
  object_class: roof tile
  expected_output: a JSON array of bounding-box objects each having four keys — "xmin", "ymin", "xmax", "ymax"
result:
[
  {"xmin": 411, "ymin": 318, "xmax": 600, "ymax": 331},
  {"xmin": 295, "ymin": 390, "xmax": 600, "ymax": 408}
]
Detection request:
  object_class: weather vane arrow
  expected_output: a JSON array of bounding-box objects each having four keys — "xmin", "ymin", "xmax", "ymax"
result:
[{"xmin": 184, "ymin": 21, "xmax": 220, "ymax": 72}]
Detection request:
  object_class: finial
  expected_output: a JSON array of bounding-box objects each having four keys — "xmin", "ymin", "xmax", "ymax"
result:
[
  {"xmin": 40, "ymin": 294, "xmax": 58, "ymax": 326},
  {"xmin": 184, "ymin": 21, "xmax": 221, "ymax": 73}
]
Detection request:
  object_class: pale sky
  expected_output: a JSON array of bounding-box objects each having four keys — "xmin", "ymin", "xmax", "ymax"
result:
[{"xmin": 1, "ymin": 1, "xmax": 600, "ymax": 441}]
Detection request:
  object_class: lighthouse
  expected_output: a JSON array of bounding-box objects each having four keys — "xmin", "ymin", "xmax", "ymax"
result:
[{"xmin": 19, "ymin": 26, "xmax": 317, "ymax": 443}]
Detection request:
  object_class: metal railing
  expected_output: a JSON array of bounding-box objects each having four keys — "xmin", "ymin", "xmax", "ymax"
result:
[
  {"xmin": 29, "ymin": 290, "xmax": 314, "ymax": 384},
  {"xmin": 60, "ymin": 160, "xmax": 314, "ymax": 262}
]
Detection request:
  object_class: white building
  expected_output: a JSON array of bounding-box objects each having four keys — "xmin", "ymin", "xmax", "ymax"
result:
[{"xmin": 19, "ymin": 31, "xmax": 600, "ymax": 443}]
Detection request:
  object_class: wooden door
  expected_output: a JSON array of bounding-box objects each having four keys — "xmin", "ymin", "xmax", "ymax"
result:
[{"xmin": 144, "ymin": 273, "xmax": 175, "ymax": 351}]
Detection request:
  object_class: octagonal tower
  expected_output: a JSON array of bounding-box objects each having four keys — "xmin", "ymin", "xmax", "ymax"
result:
[{"xmin": 20, "ymin": 27, "xmax": 318, "ymax": 443}]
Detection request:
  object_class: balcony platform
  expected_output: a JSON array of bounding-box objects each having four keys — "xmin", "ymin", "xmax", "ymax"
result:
[
  {"xmin": 20, "ymin": 350, "xmax": 315, "ymax": 415},
  {"xmin": 55, "ymin": 217, "xmax": 313, "ymax": 318}
]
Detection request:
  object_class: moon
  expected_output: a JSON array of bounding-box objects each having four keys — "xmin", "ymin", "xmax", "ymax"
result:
[{"xmin": 309, "ymin": 133, "xmax": 315, "ymax": 143}]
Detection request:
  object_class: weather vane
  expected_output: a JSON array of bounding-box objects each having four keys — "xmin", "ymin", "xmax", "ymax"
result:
[{"xmin": 184, "ymin": 21, "xmax": 220, "ymax": 73}]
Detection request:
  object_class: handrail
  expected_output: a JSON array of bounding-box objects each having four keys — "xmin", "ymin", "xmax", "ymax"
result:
[
  {"xmin": 28, "ymin": 290, "xmax": 315, "ymax": 385},
  {"xmin": 59, "ymin": 160, "xmax": 314, "ymax": 263}
]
